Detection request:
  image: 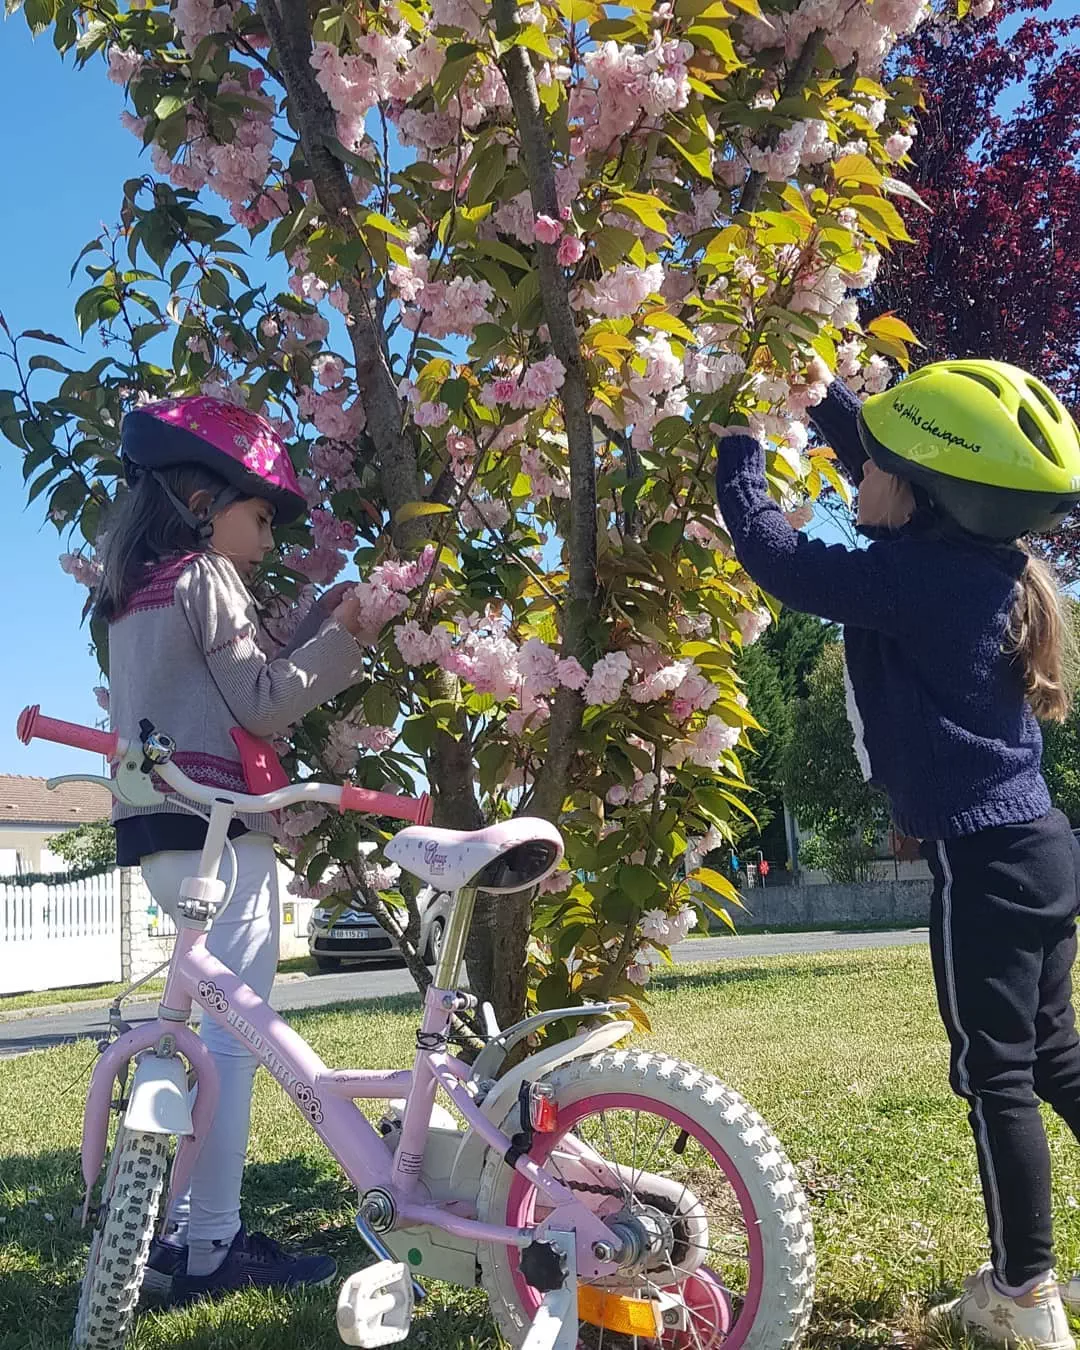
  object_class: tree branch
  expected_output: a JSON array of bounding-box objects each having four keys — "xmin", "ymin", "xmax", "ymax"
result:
[
  {"xmin": 493, "ymin": 0, "xmax": 599, "ymax": 823},
  {"xmin": 254, "ymin": 0, "xmax": 422, "ymax": 539},
  {"xmin": 739, "ymin": 29, "xmax": 826, "ymax": 216}
]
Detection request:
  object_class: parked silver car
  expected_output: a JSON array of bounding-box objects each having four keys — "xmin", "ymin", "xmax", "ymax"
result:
[{"xmin": 307, "ymin": 886, "xmax": 451, "ymax": 970}]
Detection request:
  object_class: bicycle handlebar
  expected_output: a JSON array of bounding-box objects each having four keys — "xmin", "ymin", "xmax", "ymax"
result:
[
  {"xmin": 17, "ymin": 705, "xmax": 433, "ymax": 826},
  {"xmin": 17, "ymin": 705, "xmax": 123, "ymax": 760}
]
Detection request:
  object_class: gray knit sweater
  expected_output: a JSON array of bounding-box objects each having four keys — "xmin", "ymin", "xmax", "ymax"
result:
[{"xmin": 109, "ymin": 551, "xmax": 363, "ymax": 853}]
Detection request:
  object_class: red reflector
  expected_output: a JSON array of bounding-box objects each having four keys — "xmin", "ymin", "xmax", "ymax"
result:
[{"xmin": 529, "ymin": 1083, "xmax": 558, "ymax": 1133}]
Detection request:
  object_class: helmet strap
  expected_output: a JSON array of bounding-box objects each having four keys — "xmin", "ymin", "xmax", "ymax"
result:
[{"xmin": 149, "ymin": 470, "xmax": 242, "ymax": 543}]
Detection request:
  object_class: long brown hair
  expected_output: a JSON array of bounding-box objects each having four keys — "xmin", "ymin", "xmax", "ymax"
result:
[
  {"xmin": 93, "ymin": 464, "xmax": 237, "ymax": 624},
  {"xmin": 1005, "ymin": 550, "xmax": 1074, "ymax": 723}
]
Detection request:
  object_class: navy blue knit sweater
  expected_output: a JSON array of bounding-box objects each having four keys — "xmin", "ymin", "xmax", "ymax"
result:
[{"xmin": 714, "ymin": 382, "xmax": 1051, "ymax": 841}]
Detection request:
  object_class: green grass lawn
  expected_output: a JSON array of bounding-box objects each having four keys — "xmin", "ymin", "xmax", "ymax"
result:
[{"xmin": 4, "ymin": 946, "xmax": 1080, "ymax": 1349}]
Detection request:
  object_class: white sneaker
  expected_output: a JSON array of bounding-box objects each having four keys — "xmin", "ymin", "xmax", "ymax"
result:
[{"xmin": 929, "ymin": 1264, "xmax": 1075, "ymax": 1349}]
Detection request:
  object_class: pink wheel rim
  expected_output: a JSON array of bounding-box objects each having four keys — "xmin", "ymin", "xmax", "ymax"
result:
[{"xmin": 503, "ymin": 1090, "xmax": 765, "ymax": 1350}]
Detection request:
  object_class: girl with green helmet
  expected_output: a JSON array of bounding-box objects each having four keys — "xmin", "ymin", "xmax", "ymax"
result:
[{"xmin": 716, "ymin": 358, "xmax": 1080, "ymax": 1350}]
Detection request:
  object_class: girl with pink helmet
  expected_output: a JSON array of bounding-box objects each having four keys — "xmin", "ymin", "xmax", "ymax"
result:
[{"xmin": 94, "ymin": 395, "xmax": 365, "ymax": 1304}]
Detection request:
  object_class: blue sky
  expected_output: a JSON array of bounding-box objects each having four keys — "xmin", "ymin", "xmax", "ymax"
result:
[
  {"xmin": 0, "ymin": 7, "xmax": 1074, "ymax": 781},
  {"xmin": 0, "ymin": 28, "xmax": 141, "ymax": 778}
]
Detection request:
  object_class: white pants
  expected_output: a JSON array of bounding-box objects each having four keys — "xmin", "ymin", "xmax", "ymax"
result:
[{"xmin": 142, "ymin": 833, "xmax": 281, "ymax": 1244}]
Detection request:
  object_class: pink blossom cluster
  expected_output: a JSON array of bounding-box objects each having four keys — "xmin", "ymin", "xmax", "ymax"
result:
[
  {"xmin": 283, "ymin": 544, "xmax": 348, "ymax": 586},
  {"xmin": 741, "ymin": 0, "xmax": 927, "ymax": 73},
  {"xmin": 297, "ymin": 386, "xmax": 366, "ymax": 442},
  {"xmin": 583, "ymin": 651, "xmax": 632, "ymax": 706},
  {"xmin": 325, "ymin": 716, "xmax": 397, "ymax": 772},
  {"xmin": 261, "ymin": 585, "xmax": 317, "ymax": 653},
  {"xmin": 311, "ymin": 34, "xmax": 435, "ymax": 152},
  {"xmin": 521, "ymin": 444, "xmax": 569, "ymax": 499},
  {"xmin": 640, "ymin": 903, "xmax": 697, "ymax": 945},
  {"xmin": 480, "ymin": 356, "xmax": 566, "ymax": 411},
  {"xmin": 60, "ymin": 552, "xmax": 102, "ymax": 589},
  {"xmin": 389, "ymin": 255, "xmax": 495, "ymax": 340},
  {"xmin": 459, "ymin": 496, "xmax": 511, "ymax": 532},
  {"xmin": 106, "ymin": 46, "xmax": 143, "ymax": 86},
  {"xmin": 394, "ymin": 620, "xmax": 454, "ymax": 667},
  {"xmin": 173, "ymin": 0, "xmax": 240, "ymax": 52},
  {"xmin": 314, "ymin": 354, "xmax": 345, "ymax": 389},
  {"xmin": 309, "ymin": 441, "xmax": 361, "ymax": 494},
  {"xmin": 673, "ymin": 715, "xmax": 741, "ymax": 771},
  {"xmin": 574, "ymin": 262, "xmax": 664, "ymax": 320},
  {"xmin": 142, "ymin": 74, "xmax": 277, "ymax": 220},
  {"xmin": 670, "ymin": 666, "xmax": 720, "ymax": 722},
  {"xmin": 572, "ymin": 37, "xmax": 692, "ymax": 154},
  {"xmin": 736, "ymin": 607, "xmax": 772, "ymax": 647},
  {"xmin": 279, "ymin": 804, "xmax": 330, "ymax": 848},
  {"xmin": 311, "ymin": 508, "xmax": 357, "ymax": 554}
]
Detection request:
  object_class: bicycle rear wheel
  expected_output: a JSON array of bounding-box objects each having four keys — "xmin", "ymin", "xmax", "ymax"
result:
[{"xmin": 477, "ymin": 1050, "xmax": 814, "ymax": 1350}]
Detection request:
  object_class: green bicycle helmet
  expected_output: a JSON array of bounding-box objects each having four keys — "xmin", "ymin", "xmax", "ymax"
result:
[{"xmin": 858, "ymin": 359, "xmax": 1080, "ymax": 541}]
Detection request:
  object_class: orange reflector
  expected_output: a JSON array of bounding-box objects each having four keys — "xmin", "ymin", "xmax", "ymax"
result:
[{"xmin": 578, "ymin": 1285, "xmax": 663, "ymax": 1338}]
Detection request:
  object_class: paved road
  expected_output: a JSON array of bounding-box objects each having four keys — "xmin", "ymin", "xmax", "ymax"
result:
[{"xmin": 0, "ymin": 928, "xmax": 927, "ymax": 1059}]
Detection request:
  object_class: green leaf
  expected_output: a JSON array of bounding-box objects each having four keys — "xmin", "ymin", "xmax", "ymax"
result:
[
  {"xmin": 466, "ymin": 142, "xmax": 508, "ymax": 209},
  {"xmin": 612, "ymin": 192, "xmax": 671, "ymax": 237},
  {"xmin": 395, "ymin": 500, "xmax": 452, "ymax": 525},
  {"xmin": 307, "ymin": 851, "xmax": 333, "ymax": 886},
  {"xmin": 364, "ymin": 684, "xmax": 401, "ymax": 726},
  {"xmin": 22, "ymin": 0, "xmax": 56, "ymax": 35},
  {"xmin": 686, "ymin": 21, "xmax": 738, "ymax": 66},
  {"xmin": 617, "ymin": 863, "xmax": 659, "ymax": 905},
  {"xmin": 471, "ymin": 237, "xmax": 530, "ymax": 270},
  {"xmin": 689, "ymin": 866, "xmax": 740, "ymax": 902},
  {"xmin": 592, "ymin": 226, "xmax": 642, "ymax": 271},
  {"xmin": 665, "ymin": 134, "xmax": 713, "ymax": 181},
  {"xmin": 515, "ymin": 23, "xmax": 556, "ymax": 58},
  {"xmin": 433, "ymin": 50, "xmax": 476, "ymax": 108},
  {"xmin": 21, "ymin": 329, "xmax": 76, "ymax": 349},
  {"xmin": 401, "ymin": 715, "xmax": 433, "ymax": 754},
  {"xmin": 27, "ymin": 355, "xmax": 68, "ymax": 374},
  {"xmin": 154, "ymin": 92, "xmax": 190, "ymax": 121},
  {"xmin": 363, "ymin": 211, "xmax": 411, "ymax": 242}
]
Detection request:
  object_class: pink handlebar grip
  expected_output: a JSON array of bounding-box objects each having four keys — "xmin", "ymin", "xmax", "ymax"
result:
[
  {"xmin": 17, "ymin": 705, "xmax": 122, "ymax": 760},
  {"xmin": 339, "ymin": 783, "xmax": 433, "ymax": 826}
]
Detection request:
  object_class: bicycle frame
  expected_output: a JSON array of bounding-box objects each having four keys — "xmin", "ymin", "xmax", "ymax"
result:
[{"xmin": 82, "ymin": 796, "xmax": 623, "ymax": 1282}]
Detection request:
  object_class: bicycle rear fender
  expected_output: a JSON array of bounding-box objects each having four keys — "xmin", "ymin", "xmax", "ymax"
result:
[
  {"xmin": 81, "ymin": 1022, "xmax": 219, "ymax": 1221},
  {"xmin": 449, "ymin": 1019, "xmax": 633, "ymax": 1194}
]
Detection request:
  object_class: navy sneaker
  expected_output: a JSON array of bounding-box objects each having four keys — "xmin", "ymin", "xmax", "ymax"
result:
[
  {"xmin": 171, "ymin": 1224, "xmax": 337, "ymax": 1305},
  {"xmin": 142, "ymin": 1233, "xmax": 187, "ymax": 1299}
]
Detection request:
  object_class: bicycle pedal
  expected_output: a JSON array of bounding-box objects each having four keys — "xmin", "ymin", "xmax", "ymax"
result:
[{"xmin": 336, "ymin": 1260, "xmax": 414, "ymax": 1347}]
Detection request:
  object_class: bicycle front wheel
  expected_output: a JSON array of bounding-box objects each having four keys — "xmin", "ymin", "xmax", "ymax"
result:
[
  {"xmin": 477, "ymin": 1050, "xmax": 814, "ymax": 1350},
  {"xmin": 72, "ymin": 1128, "xmax": 169, "ymax": 1350}
]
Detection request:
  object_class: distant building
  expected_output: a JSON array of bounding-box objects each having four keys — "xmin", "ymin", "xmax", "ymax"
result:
[{"xmin": 0, "ymin": 775, "xmax": 111, "ymax": 876}]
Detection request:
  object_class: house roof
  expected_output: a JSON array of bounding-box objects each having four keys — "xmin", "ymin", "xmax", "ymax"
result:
[{"xmin": 0, "ymin": 775, "xmax": 111, "ymax": 827}]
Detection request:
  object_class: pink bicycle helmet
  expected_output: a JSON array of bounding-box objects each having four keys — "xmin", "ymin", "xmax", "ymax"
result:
[{"xmin": 121, "ymin": 395, "xmax": 307, "ymax": 523}]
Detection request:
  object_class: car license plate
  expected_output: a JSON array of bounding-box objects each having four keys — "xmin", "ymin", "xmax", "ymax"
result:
[{"xmin": 330, "ymin": 927, "xmax": 375, "ymax": 941}]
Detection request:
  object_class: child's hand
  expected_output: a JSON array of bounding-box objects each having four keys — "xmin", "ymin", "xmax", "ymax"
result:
[
  {"xmin": 318, "ymin": 581, "xmax": 354, "ymax": 616},
  {"xmin": 333, "ymin": 590, "xmax": 366, "ymax": 641}
]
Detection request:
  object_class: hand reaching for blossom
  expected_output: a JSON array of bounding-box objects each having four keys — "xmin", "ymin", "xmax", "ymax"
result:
[
  {"xmin": 318, "ymin": 581, "xmax": 355, "ymax": 618},
  {"xmin": 333, "ymin": 590, "xmax": 368, "ymax": 640}
]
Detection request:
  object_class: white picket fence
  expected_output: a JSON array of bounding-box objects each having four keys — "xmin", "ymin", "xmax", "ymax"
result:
[{"xmin": 0, "ymin": 871, "xmax": 122, "ymax": 995}]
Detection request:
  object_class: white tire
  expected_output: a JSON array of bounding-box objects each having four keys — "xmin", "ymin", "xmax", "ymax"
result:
[
  {"xmin": 72, "ymin": 1129, "xmax": 169, "ymax": 1350},
  {"xmin": 477, "ymin": 1049, "xmax": 815, "ymax": 1350}
]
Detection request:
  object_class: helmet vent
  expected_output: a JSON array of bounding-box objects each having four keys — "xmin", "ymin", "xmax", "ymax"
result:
[
  {"xmin": 1027, "ymin": 380, "xmax": 1063, "ymax": 423},
  {"xmin": 1018, "ymin": 406, "xmax": 1058, "ymax": 463},
  {"xmin": 954, "ymin": 369, "xmax": 1001, "ymax": 396}
]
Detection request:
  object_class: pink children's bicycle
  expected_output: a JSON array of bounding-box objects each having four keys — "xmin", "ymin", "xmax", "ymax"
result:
[{"xmin": 17, "ymin": 706, "xmax": 814, "ymax": 1350}]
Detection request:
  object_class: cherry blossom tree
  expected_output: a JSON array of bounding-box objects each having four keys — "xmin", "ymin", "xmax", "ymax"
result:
[{"xmin": 2, "ymin": 0, "xmax": 928, "ymax": 1029}]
